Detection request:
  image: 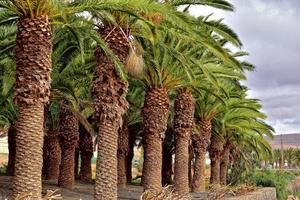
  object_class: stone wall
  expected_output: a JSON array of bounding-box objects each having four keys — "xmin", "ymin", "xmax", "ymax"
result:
[
  {"xmin": 225, "ymin": 188, "xmax": 276, "ymax": 200},
  {"xmin": 192, "ymin": 188, "xmax": 276, "ymax": 200}
]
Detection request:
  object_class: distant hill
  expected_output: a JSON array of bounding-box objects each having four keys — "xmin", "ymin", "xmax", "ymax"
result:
[{"xmin": 265, "ymin": 133, "xmax": 300, "ymax": 149}]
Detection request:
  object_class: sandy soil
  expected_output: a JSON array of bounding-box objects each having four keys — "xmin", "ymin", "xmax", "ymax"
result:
[{"xmin": 0, "ymin": 176, "xmax": 143, "ymax": 200}]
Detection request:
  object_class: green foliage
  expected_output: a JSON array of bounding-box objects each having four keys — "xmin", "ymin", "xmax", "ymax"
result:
[
  {"xmin": 0, "ymin": 163, "xmax": 7, "ymax": 174},
  {"xmin": 131, "ymin": 177, "xmax": 142, "ymax": 186},
  {"xmin": 0, "ymin": 0, "xmax": 276, "ymax": 195},
  {"xmin": 248, "ymin": 170, "xmax": 296, "ymax": 200}
]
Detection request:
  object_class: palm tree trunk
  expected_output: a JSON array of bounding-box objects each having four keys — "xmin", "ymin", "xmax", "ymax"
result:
[
  {"xmin": 13, "ymin": 104, "xmax": 45, "ymax": 199},
  {"xmin": 80, "ymin": 152, "xmax": 93, "ymax": 182},
  {"xmin": 92, "ymin": 25, "xmax": 129, "ymax": 200},
  {"xmin": 95, "ymin": 121, "xmax": 119, "ymax": 199},
  {"xmin": 74, "ymin": 148, "xmax": 80, "ymax": 179},
  {"xmin": 191, "ymin": 119, "xmax": 212, "ymax": 192},
  {"xmin": 79, "ymin": 125, "xmax": 93, "ymax": 182},
  {"xmin": 126, "ymin": 129, "xmax": 135, "ymax": 183},
  {"xmin": 13, "ymin": 15, "xmax": 52, "ymax": 199},
  {"xmin": 209, "ymin": 134, "xmax": 223, "ymax": 185},
  {"xmin": 142, "ymin": 87, "xmax": 169, "ymax": 194},
  {"xmin": 188, "ymin": 144, "xmax": 194, "ymax": 188},
  {"xmin": 173, "ymin": 90, "xmax": 194, "ymax": 195},
  {"xmin": 220, "ymin": 141, "xmax": 232, "ymax": 185},
  {"xmin": 58, "ymin": 108, "xmax": 79, "ymax": 189},
  {"xmin": 43, "ymin": 131, "xmax": 61, "ymax": 180},
  {"xmin": 118, "ymin": 126, "xmax": 129, "ymax": 188},
  {"xmin": 162, "ymin": 141, "xmax": 173, "ymax": 186},
  {"xmin": 7, "ymin": 126, "xmax": 16, "ymax": 176},
  {"xmin": 192, "ymin": 143, "xmax": 206, "ymax": 192}
]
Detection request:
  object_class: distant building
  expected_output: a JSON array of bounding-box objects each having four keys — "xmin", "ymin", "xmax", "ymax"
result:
[{"xmin": 265, "ymin": 133, "xmax": 300, "ymax": 150}]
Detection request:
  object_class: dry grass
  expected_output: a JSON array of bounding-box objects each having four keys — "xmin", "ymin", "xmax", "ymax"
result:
[
  {"xmin": 141, "ymin": 186, "xmax": 190, "ymax": 200},
  {"xmin": 287, "ymin": 196, "xmax": 300, "ymax": 200},
  {"xmin": 208, "ymin": 184, "xmax": 257, "ymax": 199}
]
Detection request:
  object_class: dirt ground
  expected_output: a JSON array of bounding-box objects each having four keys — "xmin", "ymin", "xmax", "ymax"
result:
[{"xmin": 0, "ymin": 176, "xmax": 143, "ymax": 200}]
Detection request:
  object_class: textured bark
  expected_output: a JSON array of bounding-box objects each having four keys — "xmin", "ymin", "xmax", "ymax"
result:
[
  {"xmin": 58, "ymin": 108, "xmax": 79, "ymax": 189},
  {"xmin": 126, "ymin": 152, "xmax": 133, "ymax": 183},
  {"xmin": 118, "ymin": 126, "xmax": 130, "ymax": 188},
  {"xmin": 13, "ymin": 104, "xmax": 45, "ymax": 199},
  {"xmin": 188, "ymin": 144, "xmax": 194, "ymax": 188},
  {"xmin": 7, "ymin": 126, "xmax": 16, "ymax": 176},
  {"xmin": 59, "ymin": 147, "xmax": 76, "ymax": 188},
  {"xmin": 192, "ymin": 141, "xmax": 206, "ymax": 192},
  {"xmin": 126, "ymin": 128, "xmax": 136, "ymax": 183},
  {"xmin": 220, "ymin": 141, "xmax": 233, "ymax": 185},
  {"xmin": 191, "ymin": 119, "xmax": 212, "ymax": 192},
  {"xmin": 74, "ymin": 148, "xmax": 80, "ymax": 180},
  {"xmin": 162, "ymin": 142, "xmax": 173, "ymax": 186},
  {"xmin": 209, "ymin": 134, "xmax": 223, "ymax": 185},
  {"xmin": 43, "ymin": 130, "xmax": 61, "ymax": 180},
  {"xmin": 173, "ymin": 90, "xmax": 194, "ymax": 196},
  {"xmin": 92, "ymin": 25, "xmax": 129, "ymax": 200},
  {"xmin": 80, "ymin": 152, "xmax": 93, "ymax": 182},
  {"xmin": 79, "ymin": 125, "xmax": 93, "ymax": 182},
  {"xmin": 13, "ymin": 15, "xmax": 52, "ymax": 199},
  {"xmin": 142, "ymin": 87, "xmax": 169, "ymax": 194}
]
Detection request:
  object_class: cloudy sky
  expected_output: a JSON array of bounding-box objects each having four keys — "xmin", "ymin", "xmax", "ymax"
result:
[{"xmin": 190, "ymin": 0, "xmax": 300, "ymax": 134}]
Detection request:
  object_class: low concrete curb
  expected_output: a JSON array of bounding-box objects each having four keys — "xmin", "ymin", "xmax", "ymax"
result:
[{"xmin": 225, "ymin": 188, "xmax": 276, "ymax": 200}]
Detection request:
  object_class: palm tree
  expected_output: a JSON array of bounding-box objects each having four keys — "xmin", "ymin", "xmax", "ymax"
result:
[
  {"xmin": 139, "ymin": 35, "xmax": 186, "ymax": 193},
  {"xmin": 139, "ymin": 13, "xmax": 242, "ymax": 193},
  {"xmin": 43, "ymin": 104, "xmax": 61, "ymax": 181},
  {"xmin": 138, "ymin": 33, "xmax": 229, "ymax": 193},
  {"xmin": 209, "ymin": 131, "xmax": 224, "ymax": 186},
  {"xmin": 0, "ymin": 0, "xmax": 185, "ymax": 197},
  {"xmin": 50, "ymin": 76, "xmax": 95, "ymax": 188},
  {"xmin": 192, "ymin": 82, "xmax": 232, "ymax": 191},
  {"xmin": 58, "ymin": 102, "xmax": 79, "ymax": 189},
  {"xmin": 284, "ymin": 148, "xmax": 295, "ymax": 168},
  {"xmin": 79, "ymin": 123, "xmax": 94, "ymax": 182},
  {"xmin": 91, "ymin": 17, "xmax": 131, "ymax": 199},
  {"xmin": 192, "ymin": 93, "xmax": 222, "ymax": 191},
  {"xmin": 292, "ymin": 149, "xmax": 300, "ymax": 168},
  {"xmin": 118, "ymin": 85, "xmax": 143, "ymax": 188},
  {"xmin": 173, "ymin": 89, "xmax": 194, "ymax": 195},
  {"xmin": 162, "ymin": 127, "xmax": 175, "ymax": 186},
  {"xmin": 49, "ymin": 17, "xmax": 95, "ymax": 187},
  {"xmin": 0, "ymin": 1, "xmax": 93, "ymax": 197},
  {"xmin": 0, "ymin": 1, "xmax": 56, "ymax": 197},
  {"xmin": 273, "ymin": 149, "xmax": 281, "ymax": 168},
  {"xmin": 220, "ymin": 139, "xmax": 234, "ymax": 185},
  {"xmin": 89, "ymin": 2, "xmax": 197, "ymax": 198},
  {"xmin": 187, "ymin": 25, "xmax": 245, "ymax": 192},
  {"xmin": 0, "ymin": 25, "xmax": 17, "ymax": 176},
  {"xmin": 216, "ymin": 96, "xmax": 274, "ymax": 185}
]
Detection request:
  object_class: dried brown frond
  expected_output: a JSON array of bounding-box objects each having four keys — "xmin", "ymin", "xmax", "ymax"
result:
[
  {"xmin": 139, "ymin": 12, "xmax": 163, "ymax": 25},
  {"xmin": 141, "ymin": 186, "xmax": 191, "ymax": 200},
  {"xmin": 125, "ymin": 46, "xmax": 145, "ymax": 77}
]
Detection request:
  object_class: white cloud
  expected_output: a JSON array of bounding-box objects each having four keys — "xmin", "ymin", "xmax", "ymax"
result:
[{"xmin": 191, "ymin": 0, "xmax": 300, "ymax": 134}]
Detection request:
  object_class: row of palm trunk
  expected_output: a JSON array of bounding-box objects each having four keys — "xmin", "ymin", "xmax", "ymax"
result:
[
  {"xmin": 115, "ymin": 88, "xmax": 236, "ymax": 194},
  {"xmin": 45, "ymin": 113, "xmax": 94, "ymax": 188},
  {"xmin": 10, "ymin": 13, "xmax": 235, "ymax": 199},
  {"xmin": 8, "ymin": 108, "xmax": 94, "ymax": 189}
]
